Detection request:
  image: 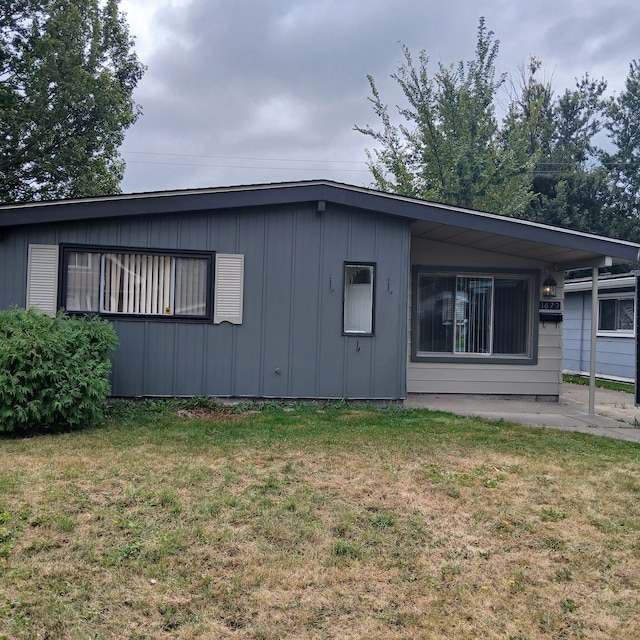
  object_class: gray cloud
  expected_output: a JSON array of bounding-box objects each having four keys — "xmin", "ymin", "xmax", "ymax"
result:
[{"xmin": 120, "ymin": 0, "xmax": 640, "ymax": 193}]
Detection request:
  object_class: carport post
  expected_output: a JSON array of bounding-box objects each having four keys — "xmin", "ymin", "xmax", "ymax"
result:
[
  {"xmin": 636, "ymin": 273, "xmax": 639, "ymax": 407},
  {"xmin": 589, "ymin": 267, "xmax": 597, "ymax": 415}
]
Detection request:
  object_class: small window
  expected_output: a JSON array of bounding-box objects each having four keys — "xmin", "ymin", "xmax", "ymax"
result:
[
  {"xmin": 598, "ymin": 296, "xmax": 634, "ymax": 334},
  {"xmin": 61, "ymin": 246, "xmax": 212, "ymax": 319},
  {"xmin": 344, "ymin": 263, "xmax": 375, "ymax": 335}
]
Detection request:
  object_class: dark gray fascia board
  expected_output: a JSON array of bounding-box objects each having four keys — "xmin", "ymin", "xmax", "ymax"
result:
[
  {"xmin": 1, "ymin": 180, "xmax": 639, "ymax": 263},
  {"xmin": 0, "ymin": 182, "xmax": 332, "ymax": 227}
]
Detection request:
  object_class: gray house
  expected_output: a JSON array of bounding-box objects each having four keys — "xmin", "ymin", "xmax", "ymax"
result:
[
  {"xmin": 563, "ymin": 273, "xmax": 637, "ymax": 382},
  {"xmin": 1, "ymin": 180, "xmax": 638, "ymax": 400}
]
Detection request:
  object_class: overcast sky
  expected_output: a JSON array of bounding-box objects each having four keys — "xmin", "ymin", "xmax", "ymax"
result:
[{"xmin": 118, "ymin": 0, "xmax": 640, "ymax": 194}]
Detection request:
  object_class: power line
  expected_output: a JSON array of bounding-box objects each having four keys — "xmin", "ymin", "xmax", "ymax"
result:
[
  {"xmin": 121, "ymin": 150, "xmax": 640, "ymax": 174},
  {"xmin": 122, "ymin": 150, "xmax": 369, "ymax": 166},
  {"xmin": 123, "ymin": 158, "xmax": 370, "ymax": 172}
]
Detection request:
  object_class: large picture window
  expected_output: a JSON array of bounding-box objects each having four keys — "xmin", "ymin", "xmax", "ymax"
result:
[
  {"xmin": 62, "ymin": 246, "xmax": 213, "ymax": 319},
  {"xmin": 412, "ymin": 268, "xmax": 536, "ymax": 363},
  {"xmin": 598, "ymin": 296, "xmax": 634, "ymax": 334}
]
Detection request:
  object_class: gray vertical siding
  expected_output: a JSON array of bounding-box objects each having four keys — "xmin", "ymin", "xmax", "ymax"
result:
[
  {"xmin": 0, "ymin": 203, "xmax": 410, "ymax": 399},
  {"xmin": 563, "ymin": 291, "xmax": 636, "ymax": 381},
  {"xmin": 315, "ymin": 208, "xmax": 349, "ymax": 398},
  {"xmin": 261, "ymin": 210, "xmax": 295, "ymax": 397}
]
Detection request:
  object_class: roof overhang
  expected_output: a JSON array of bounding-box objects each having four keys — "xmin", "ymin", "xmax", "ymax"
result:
[
  {"xmin": 410, "ymin": 219, "xmax": 622, "ymax": 270},
  {"xmin": 564, "ymin": 274, "xmax": 638, "ymax": 292},
  {"xmin": 1, "ymin": 180, "xmax": 638, "ymax": 269}
]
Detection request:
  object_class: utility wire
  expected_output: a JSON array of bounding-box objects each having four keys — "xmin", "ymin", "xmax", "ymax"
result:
[
  {"xmin": 122, "ymin": 150, "xmax": 369, "ymax": 166},
  {"xmin": 121, "ymin": 150, "xmax": 640, "ymax": 173},
  {"xmin": 123, "ymin": 158, "xmax": 370, "ymax": 172}
]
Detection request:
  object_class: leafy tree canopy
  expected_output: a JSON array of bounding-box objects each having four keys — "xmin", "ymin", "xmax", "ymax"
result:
[
  {"xmin": 355, "ymin": 19, "xmax": 532, "ymax": 216},
  {"xmin": 0, "ymin": 0, "xmax": 145, "ymax": 203},
  {"xmin": 356, "ymin": 18, "xmax": 640, "ymax": 243}
]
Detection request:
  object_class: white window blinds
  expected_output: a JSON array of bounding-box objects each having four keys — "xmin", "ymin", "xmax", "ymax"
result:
[
  {"xmin": 416, "ymin": 272, "xmax": 532, "ymax": 357},
  {"xmin": 103, "ymin": 253, "xmax": 174, "ymax": 315},
  {"xmin": 32, "ymin": 245, "xmax": 240, "ymax": 322}
]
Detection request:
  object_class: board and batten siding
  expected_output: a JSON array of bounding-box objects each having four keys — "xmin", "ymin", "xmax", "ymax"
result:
[
  {"xmin": 407, "ymin": 235, "xmax": 563, "ymax": 397},
  {"xmin": 0, "ymin": 203, "xmax": 410, "ymax": 399}
]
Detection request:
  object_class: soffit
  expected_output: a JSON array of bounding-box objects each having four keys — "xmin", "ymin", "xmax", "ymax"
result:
[{"xmin": 411, "ymin": 219, "xmax": 630, "ymax": 269}]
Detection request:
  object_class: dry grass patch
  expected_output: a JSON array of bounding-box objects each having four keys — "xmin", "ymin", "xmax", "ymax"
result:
[{"xmin": 1, "ymin": 403, "xmax": 639, "ymax": 639}]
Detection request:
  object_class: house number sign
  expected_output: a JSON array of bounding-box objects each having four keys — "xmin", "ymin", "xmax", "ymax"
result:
[{"xmin": 539, "ymin": 300, "xmax": 561, "ymax": 310}]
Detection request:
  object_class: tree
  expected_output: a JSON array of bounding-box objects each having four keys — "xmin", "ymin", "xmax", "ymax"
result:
[
  {"xmin": 356, "ymin": 19, "xmax": 640, "ymax": 246},
  {"xmin": 602, "ymin": 60, "xmax": 640, "ymax": 221},
  {"xmin": 503, "ymin": 57, "xmax": 555, "ymax": 161},
  {"xmin": 355, "ymin": 18, "xmax": 534, "ymax": 216},
  {"xmin": 503, "ymin": 60, "xmax": 613, "ymax": 233},
  {"xmin": 0, "ymin": 0, "xmax": 145, "ymax": 202}
]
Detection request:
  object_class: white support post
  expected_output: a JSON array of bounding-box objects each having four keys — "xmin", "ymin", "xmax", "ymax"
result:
[{"xmin": 589, "ymin": 267, "xmax": 597, "ymax": 415}]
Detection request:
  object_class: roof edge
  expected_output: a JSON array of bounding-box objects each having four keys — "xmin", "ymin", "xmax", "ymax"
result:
[{"xmin": 1, "ymin": 179, "xmax": 639, "ymax": 263}]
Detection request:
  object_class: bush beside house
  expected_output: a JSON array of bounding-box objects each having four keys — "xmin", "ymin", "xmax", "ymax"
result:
[{"xmin": 0, "ymin": 309, "xmax": 118, "ymax": 432}]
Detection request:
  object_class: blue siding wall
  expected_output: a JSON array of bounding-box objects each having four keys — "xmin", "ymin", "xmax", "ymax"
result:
[
  {"xmin": 563, "ymin": 290, "xmax": 636, "ymax": 381},
  {"xmin": 0, "ymin": 203, "xmax": 410, "ymax": 399},
  {"xmin": 563, "ymin": 294, "xmax": 587, "ymax": 374}
]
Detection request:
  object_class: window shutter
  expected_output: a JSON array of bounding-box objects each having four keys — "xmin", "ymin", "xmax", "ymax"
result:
[
  {"xmin": 26, "ymin": 244, "xmax": 59, "ymax": 317},
  {"xmin": 214, "ymin": 253, "xmax": 244, "ymax": 324}
]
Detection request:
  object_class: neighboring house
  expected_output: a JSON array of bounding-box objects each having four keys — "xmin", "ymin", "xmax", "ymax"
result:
[
  {"xmin": 1, "ymin": 180, "xmax": 638, "ymax": 401},
  {"xmin": 563, "ymin": 273, "xmax": 637, "ymax": 382}
]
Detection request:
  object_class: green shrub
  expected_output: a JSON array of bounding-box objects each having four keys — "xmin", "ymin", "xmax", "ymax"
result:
[{"xmin": 0, "ymin": 308, "xmax": 118, "ymax": 432}]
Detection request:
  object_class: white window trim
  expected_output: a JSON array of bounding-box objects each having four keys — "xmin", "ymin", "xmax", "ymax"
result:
[
  {"xmin": 67, "ymin": 252, "xmax": 92, "ymax": 269},
  {"xmin": 597, "ymin": 292, "xmax": 636, "ymax": 337}
]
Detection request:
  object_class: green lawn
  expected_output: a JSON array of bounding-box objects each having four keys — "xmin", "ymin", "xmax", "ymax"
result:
[
  {"xmin": 1, "ymin": 400, "xmax": 639, "ymax": 639},
  {"xmin": 563, "ymin": 374, "xmax": 635, "ymax": 394}
]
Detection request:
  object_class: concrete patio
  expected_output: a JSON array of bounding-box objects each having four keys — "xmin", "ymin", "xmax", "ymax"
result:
[{"xmin": 405, "ymin": 383, "xmax": 640, "ymax": 443}]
